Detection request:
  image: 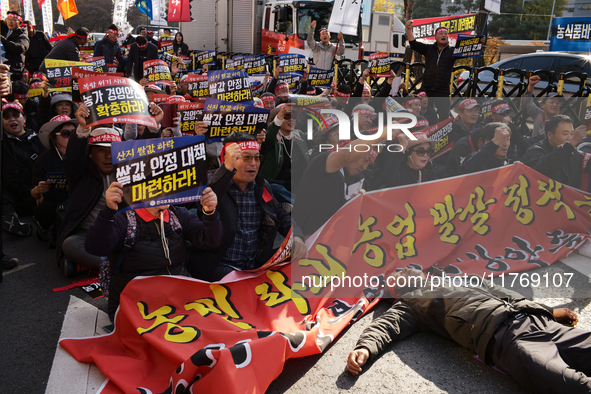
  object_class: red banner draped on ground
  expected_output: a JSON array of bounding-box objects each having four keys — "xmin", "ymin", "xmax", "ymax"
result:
[{"xmin": 60, "ymin": 163, "xmax": 591, "ymax": 393}]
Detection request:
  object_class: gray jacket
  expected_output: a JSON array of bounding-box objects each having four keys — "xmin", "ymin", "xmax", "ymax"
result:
[
  {"xmin": 355, "ymin": 274, "xmax": 553, "ymax": 363},
  {"xmin": 306, "ymin": 28, "xmax": 344, "ymax": 70},
  {"xmin": 523, "ymin": 91, "xmax": 546, "ymax": 140}
]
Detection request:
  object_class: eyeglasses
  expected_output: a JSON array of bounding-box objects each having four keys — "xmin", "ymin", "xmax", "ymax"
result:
[
  {"xmin": 240, "ymin": 154, "xmax": 262, "ymax": 162},
  {"xmin": 413, "ymin": 147, "xmax": 434, "ymax": 157},
  {"xmin": 283, "ymin": 114, "xmax": 292, "ymax": 120},
  {"xmin": 57, "ymin": 129, "xmax": 75, "ymax": 138},
  {"xmin": 2, "ymin": 111, "xmax": 21, "ymax": 120}
]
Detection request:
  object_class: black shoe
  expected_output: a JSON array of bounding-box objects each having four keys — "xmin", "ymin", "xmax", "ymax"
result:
[
  {"xmin": 2, "ymin": 255, "xmax": 18, "ymax": 270},
  {"xmin": 2, "ymin": 214, "xmax": 32, "ymax": 237},
  {"xmin": 36, "ymin": 227, "xmax": 50, "ymax": 243},
  {"xmin": 62, "ymin": 258, "xmax": 78, "ymax": 277}
]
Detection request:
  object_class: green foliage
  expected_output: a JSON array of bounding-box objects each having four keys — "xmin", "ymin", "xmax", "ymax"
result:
[
  {"xmin": 413, "ymin": 0, "xmax": 443, "ymax": 19},
  {"xmin": 488, "ymin": 0, "xmax": 567, "ymax": 40},
  {"xmin": 446, "ymin": 0, "xmax": 480, "ymax": 14}
]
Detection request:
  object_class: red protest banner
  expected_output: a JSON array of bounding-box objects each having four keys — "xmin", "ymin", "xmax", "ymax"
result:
[
  {"xmin": 424, "ymin": 116, "xmax": 454, "ymax": 160},
  {"xmin": 71, "ymin": 67, "xmax": 124, "ymax": 102},
  {"xmin": 143, "ymin": 59, "xmax": 174, "ymax": 86},
  {"xmin": 60, "ymin": 163, "xmax": 591, "ymax": 393},
  {"xmin": 78, "ymin": 76, "xmax": 157, "ymax": 128}
]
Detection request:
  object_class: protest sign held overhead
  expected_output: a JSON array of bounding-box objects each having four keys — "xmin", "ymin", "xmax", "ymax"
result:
[
  {"xmin": 308, "ymin": 67, "xmax": 335, "ymax": 89},
  {"xmin": 195, "ymin": 50, "xmax": 216, "ymax": 68},
  {"xmin": 278, "ymin": 72, "xmax": 303, "ymax": 92},
  {"xmin": 226, "ymin": 57, "xmax": 245, "ymax": 71},
  {"xmin": 208, "ymin": 69, "xmax": 253, "ymax": 103},
  {"xmin": 453, "ymin": 35, "xmax": 485, "ymax": 58},
  {"xmin": 203, "ymin": 97, "xmax": 270, "ymax": 140},
  {"xmin": 187, "ymin": 74, "xmax": 209, "ymax": 100},
  {"xmin": 250, "ymin": 80, "xmax": 266, "ymax": 97},
  {"xmin": 425, "ymin": 116, "xmax": 454, "ymax": 159},
  {"xmin": 368, "ymin": 52, "xmax": 391, "ymax": 77},
  {"xmin": 83, "ymin": 56, "xmax": 107, "ymax": 72},
  {"xmin": 278, "ymin": 53, "xmax": 307, "ymax": 74},
  {"xmin": 112, "ymin": 135, "xmax": 208, "ymax": 211},
  {"xmin": 78, "ymin": 76, "xmax": 157, "ymax": 128},
  {"xmin": 327, "ymin": 0, "xmax": 362, "ymax": 35},
  {"xmin": 178, "ymin": 102, "xmax": 205, "ymax": 136},
  {"xmin": 242, "ymin": 55, "xmax": 267, "ymax": 76},
  {"xmin": 44, "ymin": 58, "xmax": 94, "ymax": 91},
  {"xmin": 71, "ymin": 67, "xmax": 124, "ymax": 102},
  {"xmin": 549, "ymin": 17, "xmax": 591, "ymax": 52},
  {"xmin": 159, "ymin": 39, "xmax": 174, "ymax": 54},
  {"xmin": 411, "ymin": 13, "xmax": 477, "ymax": 45},
  {"xmin": 143, "ymin": 59, "xmax": 174, "ymax": 86}
]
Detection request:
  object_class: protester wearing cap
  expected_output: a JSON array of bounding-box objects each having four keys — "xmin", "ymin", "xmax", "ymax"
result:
[
  {"xmin": 31, "ymin": 115, "xmax": 78, "ymax": 245},
  {"xmin": 187, "ymin": 132, "xmax": 306, "ymax": 282},
  {"xmin": 11, "ymin": 80, "xmax": 40, "ymax": 132},
  {"xmin": 293, "ymin": 120, "xmax": 394, "ymax": 237},
  {"xmin": 310, "ymin": 115, "xmax": 340, "ymax": 158},
  {"xmin": 55, "ymin": 101, "xmax": 164, "ymax": 276},
  {"xmin": 94, "ymin": 24, "xmax": 122, "ymax": 64},
  {"xmin": 525, "ymin": 75, "xmax": 563, "ymax": 141},
  {"xmin": 460, "ymin": 122, "xmax": 513, "ymax": 175},
  {"xmin": 1, "ymin": 11, "xmax": 29, "ymax": 81},
  {"xmin": 333, "ymin": 84, "xmax": 351, "ymax": 110},
  {"xmin": 40, "ymin": 27, "xmax": 89, "ymax": 72},
  {"xmin": 126, "ymin": 35, "xmax": 158, "ymax": 82},
  {"xmin": 475, "ymin": 99, "xmax": 530, "ymax": 160},
  {"xmin": 259, "ymin": 103, "xmax": 310, "ymax": 203},
  {"xmin": 405, "ymin": 20, "xmax": 457, "ymax": 121},
  {"xmin": 1, "ymin": 101, "xmax": 46, "ymax": 237},
  {"xmin": 24, "ymin": 20, "xmax": 51, "ymax": 74},
  {"xmin": 524, "ymin": 114, "xmax": 591, "ymax": 192},
  {"xmin": 404, "ymin": 96, "xmax": 422, "ymax": 116},
  {"xmin": 307, "ymin": 20, "xmax": 344, "ymax": 70},
  {"xmin": 418, "ymin": 91, "xmax": 439, "ymax": 126}
]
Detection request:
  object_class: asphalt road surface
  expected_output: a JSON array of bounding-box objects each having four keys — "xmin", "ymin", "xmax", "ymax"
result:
[{"xmin": 1, "ymin": 216, "xmax": 590, "ymax": 394}]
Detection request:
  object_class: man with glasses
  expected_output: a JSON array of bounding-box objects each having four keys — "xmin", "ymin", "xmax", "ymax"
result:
[
  {"xmin": 2, "ymin": 102, "xmax": 46, "ymax": 237},
  {"xmin": 94, "ymin": 24, "xmax": 122, "ymax": 65},
  {"xmin": 1, "ymin": 11, "xmax": 29, "ymax": 81},
  {"xmin": 405, "ymin": 21, "xmax": 458, "ymax": 121},
  {"xmin": 187, "ymin": 132, "xmax": 307, "ymax": 282},
  {"xmin": 525, "ymin": 75, "xmax": 563, "ymax": 141}
]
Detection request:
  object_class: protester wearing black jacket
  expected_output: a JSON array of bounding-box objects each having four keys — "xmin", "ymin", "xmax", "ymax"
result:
[
  {"xmin": 461, "ymin": 123, "xmax": 513, "ymax": 174},
  {"xmin": 125, "ymin": 36, "xmax": 158, "ymax": 82},
  {"xmin": 24, "ymin": 23, "xmax": 51, "ymax": 73},
  {"xmin": 405, "ymin": 20, "xmax": 458, "ymax": 120},
  {"xmin": 40, "ymin": 27, "xmax": 89, "ymax": 72},
  {"xmin": 1, "ymin": 12, "xmax": 30, "ymax": 80}
]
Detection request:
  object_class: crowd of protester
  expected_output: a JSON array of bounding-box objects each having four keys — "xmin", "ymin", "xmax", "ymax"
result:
[{"xmin": 1, "ymin": 12, "xmax": 591, "ymax": 392}]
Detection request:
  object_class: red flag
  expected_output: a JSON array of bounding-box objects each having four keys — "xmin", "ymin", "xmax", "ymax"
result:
[
  {"xmin": 37, "ymin": 0, "xmax": 45, "ymax": 7},
  {"xmin": 168, "ymin": 0, "xmax": 191, "ymax": 22},
  {"xmin": 57, "ymin": 0, "xmax": 78, "ymax": 20}
]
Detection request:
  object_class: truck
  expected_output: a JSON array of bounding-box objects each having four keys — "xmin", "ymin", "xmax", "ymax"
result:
[{"xmin": 179, "ymin": 0, "xmax": 406, "ymax": 61}]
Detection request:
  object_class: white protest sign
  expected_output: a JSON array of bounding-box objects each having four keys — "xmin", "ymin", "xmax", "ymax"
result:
[
  {"xmin": 327, "ymin": 0, "xmax": 362, "ymax": 35},
  {"xmin": 485, "ymin": 0, "xmax": 501, "ymax": 14}
]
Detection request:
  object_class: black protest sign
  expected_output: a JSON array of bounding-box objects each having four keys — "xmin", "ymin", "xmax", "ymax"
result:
[
  {"xmin": 143, "ymin": 59, "xmax": 173, "ymax": 86},
  {"xmin": 277, "ymin": 72, "xmax": 303, "ymax": 92},
  {"xmin": 44, "ymin": 59, "xmax": 94, "ymax": 91},
  {"xmin": 78, "ymin": 76, "xmax": 157, "ymax": 128},
  {"xmin": 203, "ymin": 98, "xmax": 270, "ymax": 140},
  {"xmin": 278, "ymin": 54, "xmax": 307, "ymax": 74},
  {"xmin": 368, "ymin": 52, "xmax": 391, "ymax": 77},
  {"xmin": 243, "ymin": 55, "xmax": 266, "ymax": 76},
  {"xmin": 187, "ymin": 74, "xmax": 209, "ymax": 100},
  {"xmin": 112, "ymin": 135, "xmax": 208, "ymax": 210},
  {"xmin": 308, "ymin": 67, "xmax": 334, "ymax": 88},
  {"xmin": 71, "ymin": 67, "xmax": 124, "ymax": 102},
  {"xmin": 208, "ymin": 70, "xmax": 252, "ymax": 103},
  {"xmin": 425, "ymin": 117, "xmax": 454, "ymax": 159},
  {"xmin": 196, "ymin": 50, "xmax": 216, "ymax": 68},
  {"xmin": 178, "ymin": 102, "xmax": 205, "ymax": 136}
]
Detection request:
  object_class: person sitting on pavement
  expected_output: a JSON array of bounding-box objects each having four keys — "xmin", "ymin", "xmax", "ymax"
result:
[
  {"xmin": 1, "ymin": 11, "xmax": 30, "ymax": 81},
  {"xmin": 443, "ymin": 122, "xmax": 487, "ymax": 178},
  {"xmin": 85, "ymin": 182, "xmax": 223, "ymax": 322},
  {"xmin": 524, "ymin": 75, "xmax": 562, "ymax": 141},
  {"xmin": 40, "ymin": 27, "xmax": 89, "ymax": 72},
  {"xmin": 32, "ymin": 115, "xmax": 77, "ymax": 247},
  {"xmin": 93, "ymin": 24, "xmax": 122, "ymax": 65},
  {"xmin": 10, "ymin": 80, "xmax": 41, "ymax": 132},
  {"xmin": 307, "ymin": 20, "xmax": 344, "ymax": 70},
  {"xmin": 260, "ymin": 103, "xmax": 309, "ymax": 203},
  {"xmin": 2, "ymin": 101, "xmax": 46, "ymax": 237},
  {"xmin": 186, "ymin": 132, "xmax": 307, "ymax": 282},
  {"xmin": 56, "ymin": 102, "xmax": 164, "ymax": 277},
  {"xmin": 346, "ymin": 267, "xmax": 590, "ymax": 394},
  {"xmin": 461, "ymin": 122, "xmax": 513, "ymax": 174},
  {"xmin": 293, "ymin": 126, "xmax": 392, "ymax": 238},
  {"xmin": 367, "ymin": 131, "xmax": 437, "ymax": 190},
  {"xmin": 476, "ymin": 99, "xmax": 530, "ymax": 160},
  {"xmin": 524, "ymin": 114, "xmax": 591, "ymax": 191}
]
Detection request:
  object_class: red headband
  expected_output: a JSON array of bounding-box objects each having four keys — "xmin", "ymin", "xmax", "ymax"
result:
[
  {"xmin": 107, "ymin": 29, "xmax": 119, "ymax": 35},
  {"xmin": 334, "ymin": 90, "xmax": 350, "ymax": 97},
  {"xmin": 405, "ymin": 98, "xmax": 421, "ymax": 107},
  {"xmin": 417, "ymin": 91, "xmax": 427, "ymax": 97},
  {"xmin": 7, "ymin": 13, "xmax": 22, "ymax": 22},
  {"xmin": 275, "ymin": 83, "xmax": 289, "ymax": 91},
  {"xmin": 368, "ymin": 148, "xmax": 379, "ymax": 160},
  {"xmin": 320, "ymin": 28, "xmax": 328, "ymax": 34},
  {"xmin": 353, "ymin": 109, "xmax": 375, "ymax": 116},
  {"xmin": 75, "ymin": 33, "xmax": 87, "ymax": 38},
  {"xmin": 492, "ymin": 103, "xmax": 510, "ymax": 113},
  {"xmin": 3, "ymin": 102, "xmax": 23, "ymax": 114},
  {"xmin": 137, "ymin": 43, "xmax": 148, "ymax": 49},
  {"xmin": 220, "ymin": 141, "xmax": 261, "ymax": 164},
  {"xmin": 14, "ymin": 93, "xmax": 28, "ymax": 99},
  {"xmin": 89, "ymin": 132, "xmax": 121, "ymax": 144},
  {"xmin": 362, "ymin": 84, "xmax": 371, "ymax": 92},
  {"xmin": 413, "ymin": 119, "xmax": 429, "ymax": 128},
  {"xmin": 262, "ymin": 96, "xmax": 275, "ymax": 102}
]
